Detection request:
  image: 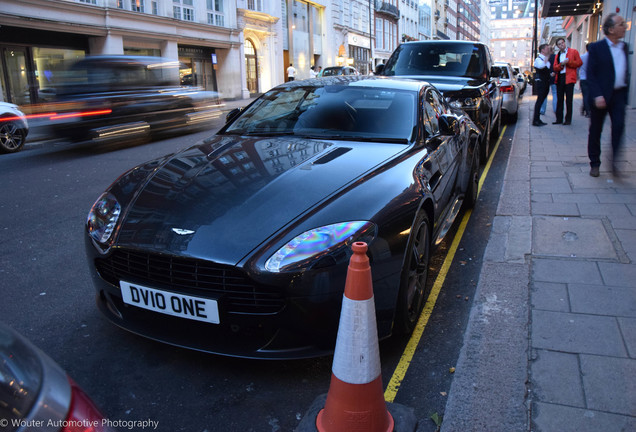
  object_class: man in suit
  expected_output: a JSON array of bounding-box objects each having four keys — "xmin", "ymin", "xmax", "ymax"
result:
[
  {"xmin": 533, "ymin": 44, "xmax": 553, "ymax": 126},
  {"xmin": 587, "ymin": 13, "xmax": 629, "ymax": 177},
  {"xmin": 553, "ymin": 38, "xmax": 583, "ymax": 125}
]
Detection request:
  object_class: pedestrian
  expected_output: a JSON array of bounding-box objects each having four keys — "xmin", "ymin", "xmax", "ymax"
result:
[
  {"xmin": 540, "ymin": 48, "xmax": 557, "ymax": 115},
  {"xmin": 586, "ymin": 13, "xmax": 629, "ymax": 177},
  {"xmin": 287, "ymin": 63, "xmax": 296, "ymax": 82},
  {"xmin": 318, "ymin": 66, "xmax": 322, "ymax": 76},
  {"xmin": 579, "ymin": 44, "xmax": 591, "ymax": 117},
  {"xmin": 553, "ymin": 38, "xmax": 582, "ymax": 125},
  {"xmin": 532, "ymin": 43, "xmax": 553, "ymax": 127},
  {"xmin": 309, "ymin": 66, "xmax": 318, "ymax": 78}
]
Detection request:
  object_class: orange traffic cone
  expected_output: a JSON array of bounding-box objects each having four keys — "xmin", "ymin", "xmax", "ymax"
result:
[{"xmin": 316, "ymin": 241, "xmax": 394, "ymax": 432}]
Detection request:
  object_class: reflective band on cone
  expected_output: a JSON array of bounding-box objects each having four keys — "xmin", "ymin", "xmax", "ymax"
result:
[{"xmin": 316, "ymin": 242, "xmax": 394, "ymax": 432}]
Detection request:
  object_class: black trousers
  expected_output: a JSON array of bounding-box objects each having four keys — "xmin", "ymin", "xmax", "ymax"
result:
[
  {"xmin": 555, "ymin": 74, "xmax": 575, "ymax": 123},
  {"xmin": 587, "ymin": 88, "xmax": 627, "ymax": 168},
  {"xmin": 533, "ymin": 79, "xmax": 550, "ymax": 123}
]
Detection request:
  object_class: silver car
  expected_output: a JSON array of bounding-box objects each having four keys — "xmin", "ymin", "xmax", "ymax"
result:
[{"xmin": 493, "ymin": 62, "xmax": 519, "ymax": 123}]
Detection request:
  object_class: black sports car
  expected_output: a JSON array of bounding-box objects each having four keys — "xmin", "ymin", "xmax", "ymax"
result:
[{"xmin": 85, "ymin": 76, "xmax": 481, "ymax": 359}]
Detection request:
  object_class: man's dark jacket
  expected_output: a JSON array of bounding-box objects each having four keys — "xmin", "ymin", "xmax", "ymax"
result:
[{"xmin": 587, "ymin": 39, "xmax": 630, "ymax": 102}]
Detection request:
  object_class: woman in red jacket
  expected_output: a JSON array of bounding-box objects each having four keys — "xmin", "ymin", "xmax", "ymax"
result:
[{"xmin": 553, "ymin": 38, "xmax": 583, "ymax": 125}]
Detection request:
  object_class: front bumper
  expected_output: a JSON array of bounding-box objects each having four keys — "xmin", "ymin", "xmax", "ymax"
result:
[{"xmin": 86, "ymin": 240, "xmax": 399, "ymax": 359}]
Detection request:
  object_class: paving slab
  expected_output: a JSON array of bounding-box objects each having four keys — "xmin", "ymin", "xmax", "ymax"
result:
[
  {"xmin": 530, "ymin": 349, "xmax": 584, "ymax": 407},
  {"xmin": 532, "ymin": 258, "xmax": 603, "ymax": 285},
  {"xmin": 533, "ymin": 217, "xmax": 617, "ymax": 260},
  {"xmin": 569, "ymin": 284, "xmax": 636, "ymax": 317},
  {"xmin": 532, "ymin": 401, "xmax": 636, "ymax": 432},
  {"xmin": 617, "ymin": 317, "xmax": 636, "ymax": 357},
  {"xmin": 531, "ymin": 202, "xmax": 580, "ymax": 216},
  {"xmin": 531, "ymin": 177, "xmax": 572, "ymax": 193},
  {"xmin": 580, "ymin": 355, "xmax": 636, "ymax": 416},
  {"xmin": 598, "ymin": 262, "xmax": 636, "ymax": 287},
  {"xmin": 578, "ymin": 202, "xmax": 633, "ymax": 217},
  {"xmin": 531, "ymin": 282, "xmax": 570, "ymax": 312},
  {"xmin": 532, "ymin": 310, "xmax": 627, "ymax": 356}
]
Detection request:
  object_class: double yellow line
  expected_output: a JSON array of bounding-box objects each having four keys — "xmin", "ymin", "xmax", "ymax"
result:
[{"xmin": 384, "ymin": 126, "xmax": 507, "ymax": 402}]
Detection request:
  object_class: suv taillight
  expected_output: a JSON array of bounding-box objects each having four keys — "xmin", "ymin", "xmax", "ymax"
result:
[{"xmin": 500, "ymin": 85, "xmax": 515, "ymax": 93}]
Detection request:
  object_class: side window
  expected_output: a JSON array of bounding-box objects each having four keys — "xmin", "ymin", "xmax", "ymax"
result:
[{"xmin": 422, "ymin": 90, "xmax": 440, "ymax": 136}]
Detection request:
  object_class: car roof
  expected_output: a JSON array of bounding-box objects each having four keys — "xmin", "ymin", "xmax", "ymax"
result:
[
  {"xmin": 401, "ymin": 40, "xmax": 486, "ymax": 46},
  {"xmin": 276, "ymin": 76, "xmax": 430, "ymax": 92}
]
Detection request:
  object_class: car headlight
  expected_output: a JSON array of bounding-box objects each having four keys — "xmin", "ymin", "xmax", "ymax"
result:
[
  {"xmin": 447, "ymin": 97, "xmax": 481, "ymax": 109},
  {"xmin": 87, "ymin": 192, "xmax": 121, "ymax": 245},
  {"xmin": 265, "ymin": 221, "xmax": 376, "ymax": 272}
]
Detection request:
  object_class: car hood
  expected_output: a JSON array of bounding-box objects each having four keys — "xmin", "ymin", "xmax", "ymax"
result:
[
  {"xmin": 392, "ymin": 75, "xmax": 486, "ymax": 93},
  {"xmin": 115, "ymin": 135, "xmax": 407, "ymax": 264}
]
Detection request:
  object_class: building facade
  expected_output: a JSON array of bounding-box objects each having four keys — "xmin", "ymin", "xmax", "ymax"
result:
[{"xmin": 1, "ymin": 0, "xmax": 492, "ymax": 109}]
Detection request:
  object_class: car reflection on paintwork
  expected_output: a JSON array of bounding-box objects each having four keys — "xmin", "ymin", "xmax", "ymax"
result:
[
  {"xmin": 319, "ymin": 66, "xmax": 360, "ymax": 77},
  {"xmin": 84, "ymin": 76, "xmax": 481, "ymax": 359}
]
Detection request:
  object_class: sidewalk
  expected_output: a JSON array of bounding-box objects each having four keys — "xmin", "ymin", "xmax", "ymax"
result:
[{"xmin": 442, "ymin": 90, "xmax": 636, "ymax": 431}]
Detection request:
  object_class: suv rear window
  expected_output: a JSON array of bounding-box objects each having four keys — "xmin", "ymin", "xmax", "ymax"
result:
[{"xmin": 383, "ymin": 42, "xmax": 485, "ymax": 79}]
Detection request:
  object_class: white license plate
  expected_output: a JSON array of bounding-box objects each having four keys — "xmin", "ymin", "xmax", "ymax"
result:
[{"xmin": 120, "ymin": 281, "xmax": 220, "ymax": 324}]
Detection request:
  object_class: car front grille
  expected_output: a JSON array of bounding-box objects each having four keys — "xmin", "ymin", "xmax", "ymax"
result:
[{"xmin": 94, "ymin": 249, "xmax": 285, "ymax": 314}]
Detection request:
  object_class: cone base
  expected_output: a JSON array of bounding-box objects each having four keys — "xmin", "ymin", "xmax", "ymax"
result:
[{"xmin": 315, "ymin": 375, "xmax": 394, "ymax": 432}]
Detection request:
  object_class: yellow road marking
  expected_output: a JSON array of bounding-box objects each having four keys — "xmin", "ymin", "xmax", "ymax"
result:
[{"xmin": 384, "ymin": 125, "xmax": 507, "ymax": 403}]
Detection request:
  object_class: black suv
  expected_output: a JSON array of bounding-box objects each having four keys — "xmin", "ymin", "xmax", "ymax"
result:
[{"xmin": 376, "ymin": 41, "xmax": 502, "ymax": 162}]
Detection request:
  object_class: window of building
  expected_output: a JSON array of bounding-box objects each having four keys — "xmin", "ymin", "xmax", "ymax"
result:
[
  {"xmin": 207, "ymin": 0, "xmax": 225, "ymax": 26},
  {"xmin": 174, "ymin": 0, "xmax": 194, "ymax": 20},
  {"xmin": 152, "ymin": 1, "xmax": 158, "ymax": 14},
  {"xmin": 247, "ymin": 0, "xmax": 263, "ymax": 11},
  {"xmin": 79, "ymin": 0, "xmax": 97, "ymax": 4},
  {"xmin": 131, "ymin": 0, "xmax": 144, "ymax": 12}
]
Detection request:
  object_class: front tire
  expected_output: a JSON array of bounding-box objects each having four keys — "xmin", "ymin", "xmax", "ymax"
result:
[
  {"xmin": 395, "ymin": 212, "xmax": 431, "ymax": 335},
  {"xmin": 0, "ymin": 121, "xmax": 26, "ymax": 154}
]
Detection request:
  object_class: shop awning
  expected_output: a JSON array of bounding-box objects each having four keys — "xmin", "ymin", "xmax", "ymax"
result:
[{"xmin": 541, "ymin": 0, "xmax": 600, "ymax": 17}]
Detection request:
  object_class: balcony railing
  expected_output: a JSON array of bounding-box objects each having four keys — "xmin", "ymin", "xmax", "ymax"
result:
[{"xmin": 375, "ymin": 1, "xmax": 400, "ymax": 20}]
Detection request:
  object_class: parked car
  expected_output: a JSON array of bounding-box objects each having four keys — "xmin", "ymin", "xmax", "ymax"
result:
[
  {"xmin": 375, "ymin": 40, "xmax": 503, "ymax": 163},
  {"xmin": 517, "ymin": 73, "xmax": 528, "ymax": 95},
  {"xmin": 493, "ymin": 62, "xmax": 520, "ymax": 123},
  {"xmin": 0, "ymin": 101, "xmax": 29, "ymax": 154},
  {"xmin": 85, "ymin": 76, "xmax": 480, "ymax": 359},
  {"xmin": 0, "ymin": 321, "xmax": 114, "ymax": 432},
  {"xmin": 47, "ymin": 56, "xmax": 221, "ymax": 145},
  {"xmin": 319, "ymin": 66, "xmax": 360, "ymax": 77}
]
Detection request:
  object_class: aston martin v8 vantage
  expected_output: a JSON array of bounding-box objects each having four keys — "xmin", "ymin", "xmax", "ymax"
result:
[{"xmin": 85, "ymin": 76, "xmax": 480, "ymax": 359}]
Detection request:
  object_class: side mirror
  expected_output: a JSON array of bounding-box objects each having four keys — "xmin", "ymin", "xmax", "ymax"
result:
[
  {"xmin": 438, "ymin": 114, "xmax": 459, "ymax": 135},
  {"xmin": 226, "ymin": 107, "xmax": 243, "ymax": 124},
  {"xmin": 374, "ymin": 64, "xmax": 385, "ymax": 75}
]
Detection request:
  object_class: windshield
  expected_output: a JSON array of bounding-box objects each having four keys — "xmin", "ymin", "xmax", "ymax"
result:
[
  {"xmin": 224, "ymin": 85, "xmax": 416, "ymax": 142},
  {"xmin": 383, "ymin": 43, "xmax": 486, "ymax": 79}
]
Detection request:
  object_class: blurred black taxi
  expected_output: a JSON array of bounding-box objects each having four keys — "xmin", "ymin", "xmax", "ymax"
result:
[{"xmin": 47, "ymin": 56, "xmax": 221, "ymax": 145}]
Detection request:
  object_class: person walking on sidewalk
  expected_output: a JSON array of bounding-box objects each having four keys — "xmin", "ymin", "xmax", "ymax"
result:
[
  {"xmin": 586, "ymin": 13, "xmax": 630, "ymax": 177},
  {"xmin": 287, "ymin": 63, "xmax": 296, "ymax": 82},
  {"xmin": 533, "ymin": 44, "xmax": 553, "ymax": 126},
  {"xmin": 553, "ymin": 38, "xmax": 582, "ymax": 125},
  {"xmin": 579, "ymin": 44, "xmax": 591, "ymax": 117}
]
